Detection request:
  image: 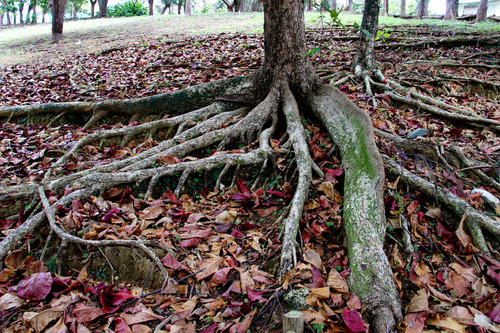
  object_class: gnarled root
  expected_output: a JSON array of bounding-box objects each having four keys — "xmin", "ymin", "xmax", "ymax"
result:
[{"xmin": 310, "ymin": 84, "xmax": 403, "ymax": 332}]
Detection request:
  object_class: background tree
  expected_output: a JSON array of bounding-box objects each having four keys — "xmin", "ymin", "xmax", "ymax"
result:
[
  {"xmin": 330, "ymin": 0, "xmax": 336, "ymax": 11},
  {"xmin": 148, "ymin": 0, "xmax": 153, "ymax": 14},
  {"xmin": 67, "ymin": 0, "xmax": 86, "ymax": 18},
  {"xmin": 89, "ymin": 0, "xmax": 96, "ymax": 17},
  {"xmin": 444, "ymin": 0, "xmax": 458, "ymax": 19},
  {"xmin": 416, "ymin": 0, "xmax": 428, "ymax": 18},
  {"xmin": 221, "ymin": 0, "xmax": 240, "ymax": 12},
  {"xmin": 18, "ymin": 0, "xmax": 25, "ymax": 23},
  {"xmin": 382, "ymin": 0, "xmax": 388, "ymax": 15},
  {"xmin": 184, "ymin": 0, "xmax": 190, "ymax": 15},
  {"xmin": 400, "ymin": 0, "xmax": 405, "ymax": 16},
  {"xmin": 51, "ymin": 0, "xmax": 68, "ymax": 42},
  {"xmin": 160, "ymin": 0, "xmax": 172, "ymax": 13},
  {"xmin": 352, "ymin": 0, "xmax": 379, "ymax": 76},
  {"xmin": 476, "ymin": 0, "xmax": 487, "ymax": 21},
  {"xmin": 25, "ymin": 0, "xmax": 37, "ymax": 23},
  {"xmin": 97, "ymin": 0, "xmax": 107, "ymax": 17}
]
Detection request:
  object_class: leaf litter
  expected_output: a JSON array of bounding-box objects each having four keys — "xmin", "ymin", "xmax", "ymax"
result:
[{"xmin": 0, "ymin": 26, "xmax": 499, "ymax": 332}]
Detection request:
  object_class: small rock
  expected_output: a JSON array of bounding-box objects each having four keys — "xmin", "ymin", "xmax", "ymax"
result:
[
  {"xmin": 407, "ymin": 128, "xmax": 429, "ymax": 139},
  {"xmin": 283, "ymin": 288, "xmax": 310, "ymax": 310}
]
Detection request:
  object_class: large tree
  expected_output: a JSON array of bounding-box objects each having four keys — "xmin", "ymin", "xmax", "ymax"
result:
[
  {"xmin": 0, "ymin": 0, "xmax": 405, "ymax": 330},
  {"xmin": 476, "ymin": 0, "xmax": 488, "ymax": 21},
  {"xmin": 416, "ymin": 0, "xmax": 428, "ymax": 18},
  {"xmin": 445, "ymin": 0, "xmax": 458, "ymax": 20},
  {"xmin": 51, "ymin": 0, "xmax": 68, "ymax": 42}
]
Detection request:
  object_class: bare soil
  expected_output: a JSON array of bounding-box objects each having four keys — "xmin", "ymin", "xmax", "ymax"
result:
[{"xmin": 0, "ymin": 13, "xmax": 266, "ymax": 67}]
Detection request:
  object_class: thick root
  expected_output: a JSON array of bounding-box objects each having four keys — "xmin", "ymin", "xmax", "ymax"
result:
[{"xmin": 309, "ymin": 84, "xmax": 403, "ymax": 331}]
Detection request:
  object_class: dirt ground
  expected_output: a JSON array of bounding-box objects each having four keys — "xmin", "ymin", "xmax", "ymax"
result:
[{"xmin": 0, "ymin": 13, "xmax": 267, "ymax": 67}]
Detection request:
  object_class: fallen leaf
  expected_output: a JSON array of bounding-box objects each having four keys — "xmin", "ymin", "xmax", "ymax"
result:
[
  {"xmin": 17, "ymin": 272, "xmax": 53, "ymax": 301},
  {"xmin": 303, "ymin": 248, "xmax": 323, "ymax": 270},
  {"xmin": 342, "ymin": 307, "xmax": 368, "ymax": 333},
  {"xmin": 326, "ymin": 269, "xmax": 349, "ymax": 293},
  {"xmin": 0, "ymin": 293, "xmax": 25, "ymax": 310},
  {"xmin": 406, "ymin": 289, "xmax": 429, "ymax": 314}
]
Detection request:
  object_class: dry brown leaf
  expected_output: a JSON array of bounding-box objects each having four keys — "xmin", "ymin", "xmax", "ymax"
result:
[
  {"xmin": 310, "ymin": 287, "xmax": 330, "ymax": 299},
  {"xmin": 303, "ymin": 248, "xmax": 323, "ymax": 270},
  {"xmin": 0, "ymin": 293, "xmax": 25, "ymax": 310},
  {"xmin": 446, "ymin": 306, "xmax": 475, "ymax": 325},
  {"xmin": 427, "ymin": 314, "xmax": 466, "ymax": 333},
  {"xmin": 215, "ymin": 211, "xmax": 237, "ymax": 223},
  {"xmin": 326, "ymin": 269, "xmax": 349, "ymax": 293},
  {"xmin": 196, "ymin": 256, "xmax": 224, "ymax": 281},
  {"xmin": 406, "ymin": 289, "xmax": 429, "ymax": 314},
  {"xmin": 24, "ymin": 307, "xmax": 65, "ymax": 332}
]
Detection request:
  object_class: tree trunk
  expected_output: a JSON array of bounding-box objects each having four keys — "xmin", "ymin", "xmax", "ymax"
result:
[
  {"xmin": 444, "ymin": 0, "xmax": 458, "ymax": 20},
  {"xmin": 352, "ymin": 0, "xmax": 379, "ymax": 71},
  {"xmin": 161, "ymin": 3, "xmax": 170, "ymax": 14},
  {"xmin": 382, "ymin": 0, "xmax": 388, "ymax": 15},
  {"xmin": 51, "ymin": 0, "xmax": 68, "ymax": 42},
  {"xmin": 307, "ymin": 0, "xmax": 312, "ymax": 11},
  {"xmin": 149, "ymin": 0, "xmax": 154, "ymax": 15},
  {"xmin": 184, "ymin": 0, "xmax": 191, "ymax": 16},
  {"xmin": 416, "ymin": 0, "xmax": 428, "ymax": 19},
  {"xmin": 177, "ymin": 2, "xmax": 182, "ymax": 14},
  {"xmin": 90, "ymin": 0, "xmax": 96, "ymax": 17},
  {"xmin": 400, "ymin": 0, "xmax": 405, "ymax": 16},
  {"xmin": 258, "ymin": 0, "xmax": 316, "ymax": 100},
  {"xmin": 476, "ymin": 0, "xmax": 487, "ymax": 22},
  {"xmin": 97, "ymin": 0, "xmax": 108, "ymax": 17},
  {"xmin": 330, "ymin": 0, "xmax": 336, "ymax": 11},
  {"xmin": 0, "ymin": 13, "xmax": 3, "ymax": 25},
  {"xmin": 19, "ymin": 1, "xmax": 24, "ymax": 24},
  {"xmin": 347, "ymin": 0, "xmax": 353, "ymax": 11}
]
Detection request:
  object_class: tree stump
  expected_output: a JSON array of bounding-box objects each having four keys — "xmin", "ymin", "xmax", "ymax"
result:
[{"xmin": 283, "ymin": 310, "xmax": 304, "ymax": 333}]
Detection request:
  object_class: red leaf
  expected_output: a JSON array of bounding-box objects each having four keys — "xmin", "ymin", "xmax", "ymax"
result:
[
  {"xmin": 200, "ymin": 323, "xmax": 218, "ymax": 333},
  {"xmin": 17, "ymin": 272, "xmax": 53, "ymax": 301},
  {"xmin": 211, "ymin": 267, "xmax": 233, "ymax": 285},
  {"xmin": 342, "ymin": 307, "xmax": 367, "ymax": 333},
  {"xmin": 235, "ymin": 179, "xmax": 250, "ymax": 193},
  {"xmin": 113, "ymin": 317, "xmax": 132, "ymax": 333},
  {"xmin": 51, "ymin": 277, "xmax": 82, "ymax": 297},
  {"xmin": 161, "ymin": 253, "xmax": 182, "ymax": 270},
  {"xmin": 404, "ymin": 312, "xmax": 428, "ymax": 333},
  {"xmin": 72, "ymin": 303, "xmax": 106, "ymax": 323},
  {"xmin": 247, "ymin": 288, "xmax": 267, "ymax": 303},
  {"xmin": 99, "ymin": 286, "xmax": 137, "ymax": 314},
  {"xmin": 487, "ymin": 303, "xmax": 500, "ymax": 323},
  {"xmin": 179, "ymin": 238, "xmax": 198, "ymax": 248}
]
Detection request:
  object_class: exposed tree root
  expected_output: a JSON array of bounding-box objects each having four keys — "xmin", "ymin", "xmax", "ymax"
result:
[
  {"xmin": 383, "ymin": 155, "xmax": 500, "ymax": 254},
  {"xmin": 369, "ymin": 74, "xmax": 500, "ymax": 132},
  {"xmin": 310, "ymin": 85, "xmax": 403, "ymax": 332},
  {"xmin": 0, "ymin": 76, "xmax": 405, "ymax": 331}
]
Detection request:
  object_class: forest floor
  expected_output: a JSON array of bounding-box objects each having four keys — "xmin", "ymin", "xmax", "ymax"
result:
[{"xmin": 0, "ymin": 12, "xmax": 499, "ymax": 333}]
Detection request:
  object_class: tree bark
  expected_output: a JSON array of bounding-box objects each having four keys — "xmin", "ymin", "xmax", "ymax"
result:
[
  {"xmin": 347, "ymin": 0, "xmax": 353, "ymax": 11},
  {"xmin": 444, "ymin": 0, "xmax": 458, "ymax": 19},
  {"xmin": 26, "ymin": 0, "xmax": 37, "ymax": 23},
  {"xmin": 352, "ymin": 0, "xmax": 379, "ymax": 70},
  {"xmin": 90, "ymin": 0, "xmax": 96, "ymax": 17},
  {"xmin": 417, "ymin": 0, "xmax": 428, "ymax": 19},
  {"xmin": 51, "ymin": 0, "xmax": 68, "ymax": 42},
  {"xmin": 149, "ymin": 0, "xmax": 154, "ymax": 15},
  {"xmin": 258, "ymin": 0, "xmax": 316, "ymax": 100},
  {"xmin": 330, "ymin": 0, "xmax": 336, "ymax": 10},
  {"xmin": 184, "ymin": 0, "xmax": 191, "ymax": 16},
  {"xmin": 19, "ymin": 0, "xmax": 25, "ymax": 24},
  {"xmin": 400, "ymin": 0, "xmax": 405, "ymax": 16},
  {"xmin": 476, "ymin": 0, "xmax": 488, "ymax": 22},
  {"xmin": 177, "ymin": 1, "xmax": 182, "ymax": 14},
  {"xmin": 161, "ymin": 3, "xmax": 170, "ymax": 14},
  {"xmin": 382, "ymin": 0, "xmax": 388, "ymax": 15},
  {"xmin": 97, "ymin": 0, "xmax": 108, "ymax": 17}
]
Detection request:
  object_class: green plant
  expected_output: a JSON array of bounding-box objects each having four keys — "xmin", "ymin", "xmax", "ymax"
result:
[
  {"xmin": 313, "ymin": 323, "xmax": 325, "ymax": 333},
  {"xmin": 108, "ymin": 0, "xmax": 147, "ymax": 17}
]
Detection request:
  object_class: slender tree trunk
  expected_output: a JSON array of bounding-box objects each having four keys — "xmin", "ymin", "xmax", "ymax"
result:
[
  {"xmin": 382, "ymin": 0, "xmax": 388, "ymax": 15},
  {"xmin": 90, "ymin": 0, "xmax": 96, "ymax": 17},
  {"xmin": 97, "ymin": 0, "xmax": 108, "ymax": 17},
  {"xmin": 234, "ymin": 0, "xmax": 241, "ymax": 11},
  {"xmin": 149, "ymin": 0, "xmax": 154, "ymax": 15},
  {"xmin": 347, "ymin": 0, "xmax": 353, "ymax": 11},
  {"xmin": 307, "ymin": 0, "xmax": 312, "ymax": 11},
  {"xmin": 416, "ymin": 0, "xmax": 428, "ymax": 18},
  {"xmin": 330, "ymin": 0, "xmax": 336, "ymax": 10},
  {"xmin": 476, "ymin": 0, "xmax": 487, "ymax": 21},
  {"xmin": 51, "ymin": 0, "xmax": 68, "ymax": 42},
  {"xmin": 161, "ymin": 3, "xmax": 170, "ymax": 14},
  {"xmin": 19, "ymin": 1, "xmax": 24, "ymax": 24},
  {"xmin": 0, "ymin": 13, "xmax": 3, "ymax": 25},
  {"xmin": 184, "ymin": 0, "xmax": 191, "ymax": 16},
  {"xmin": 444, "ymin": 0, "xmax": 458, "ymax": 19},
  {"xmin": 177, "ymin": 2, "xmax": 181, "ymax": 14},
  {"xmin": 352, "ymin": 0, "xmax": 379, "ymax": 70},
  {"xmin": 400, "ymin": 0, "xmax": 405, "ymax": 16}
]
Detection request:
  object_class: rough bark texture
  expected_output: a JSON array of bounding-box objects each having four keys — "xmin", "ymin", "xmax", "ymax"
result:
[
  {"xmin": 149, "ymin": 0, "xmax": 154, "ymax": 15},
  {"xmin": 444, "ymin": 0, "xmax": 458, "ymax": 20},
  {"xmin": 476, "ymin": 0, "xmax": 488, "ymax": 22},
  {"xmin": 98, "ymin": 0, "xmax": 108, "ymax": 17},
  {"xmin": 383, "ymin": 0, "xmax": 389, "ymax": 16},
  {"xmin": 258, "ymin": 0, "xmax": 317, "ymax": 101},
  {"xmin": 185, "ymin": 0, "xmax": 191, "ymax": 16},
  {"xmin": 400, "ymin": 0, "xmax": 406, "ymax": 16},
  {"xmin": 417, "ymin": 0, "xmax": 428, "ymax": 19},
  {"xmin": 310, "ymin": 85, "xmax": 403, "ymax": 332},
  {"xmin": 51, "ymin": 0, "xmax": 68, "ymax": 42},
  {"xmin": 352, "ymin": 0, "xmax": 379, "ymax": 71},
  {"xmin": 90, "ymin": 0, "xmax": 96, "ymax": 17}
]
